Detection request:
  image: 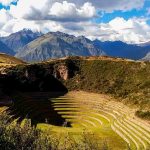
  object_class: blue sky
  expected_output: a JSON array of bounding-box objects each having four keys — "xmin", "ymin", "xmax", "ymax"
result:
[
  {"xmin": 1, "ymin": 0, "xmax": 149, "ymax": 23},
  {"xmin": 97, "ymin": 9, "xmax": 146, "ymax": 23},
  {"xmin": 94, "ymin": 0, "xmax": 150, "ymax": 24},
  {"xmin": 0, "ymin": 1, "xmax": 17, "ymax": 10},
  {"xmin": 0, "ymin": 0, "xmax": 150, "ymax": 43}
]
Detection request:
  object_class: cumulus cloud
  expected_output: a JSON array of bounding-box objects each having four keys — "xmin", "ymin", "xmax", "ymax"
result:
[
  {"xmin": 82, "ymin": 17, "xmax": 150, "ymax": 43},
  {"xmin": 9, "ymin": 0, "xmax": 48, "ymax": 19},
  {"xmin": 9, "ymin": 0, "xmax": 144, "ymax": 22},
  {"xmin": 48, "ymin": 1, "xmax": 96, "ymax": 22},
  {"xmin": 55, "ymin": 17, "xmax": 150, "ymax": 44},
  {"xmin": 56, "ymin": 0, "xmax": 144, "ymax": 12},
  {"xmin": 0, "ymin": 0, "xmax": 149, "ymax": 44},
  {"xmin": 10, "ymin": 0, "xmax": 96, "ymax": 22},
  {"xmin": 0, "ymin": 0, "xmax": 17, "ymax": 6},
  {"xmin": 0, "ymin": 9, "xmax": 12, "ymax": 28}
]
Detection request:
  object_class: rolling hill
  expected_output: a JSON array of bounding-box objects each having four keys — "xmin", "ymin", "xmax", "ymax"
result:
[
  {"xmin": 0, "ymin": 53, "xmax": 25, "ymax": 75},
  {"xmin": 0, "ymin": 56, "xmax": 149, "ymax": 150},
  {"xmin": 5, "ymin": 56, "xmax": 150, "ymax": 112}
]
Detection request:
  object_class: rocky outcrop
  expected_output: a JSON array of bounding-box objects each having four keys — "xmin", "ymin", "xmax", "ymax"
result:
[
  {"xmin": 54, "ymin": 64, "xmax": 69, "ymax": 80},
  {"xmin": 0, "ymin": 64, "xmax": 69, "ymax": 94}
]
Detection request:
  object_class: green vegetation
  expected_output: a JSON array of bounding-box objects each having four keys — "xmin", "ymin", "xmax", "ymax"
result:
[
  {"xmin": 0, "ymin": 112, "xmax": 110, "ymax": 150},
  {"xmin": 40, "ymin": 92, "xmax": 150, "ymax": 150},
  {"xmin": 62, "ymin": 58, "xmax": 150, "ymax": 111},
  {"xmin": 136, "ymin": 110, "xmax": 150, "ymax": 120},
  {"xmin": 5, "ymin": 56, "xmax": 150, "ymax": 117},
  {"xmin": 1, "ymin": 56, "xmax": 150, "ymax": 149},
  {"xmin": 0, "ymin": 53, "xmax": 25, "ymax": 65}
]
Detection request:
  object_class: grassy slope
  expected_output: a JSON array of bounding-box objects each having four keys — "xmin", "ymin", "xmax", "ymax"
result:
[
  {"xmin": 60, "ymin": 57, "xmax": 150, "ymax": 111},
  {"xmin": 5, "ymin": 56, "xmax": 150, "ymax": 116},
  {"xmin": 0, "ymin": 53, "xmax": 25, "ymax": 66}
]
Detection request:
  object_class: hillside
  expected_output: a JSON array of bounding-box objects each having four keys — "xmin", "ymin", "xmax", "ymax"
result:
[
  {"xmin": 0, "ymin": 29, "xmax": 42, "ymax": 53},
  {"xmin": 59, "ymin": 57, "xmax": 150, "ymax": 110},
  {"xmin": 0, "ymin": 29, "xmax": 149, "ymax": 62},
  {"xmin": 0, "ymin": 41, "xmax": 14, "ymax": 55},
  {"xmin": 142, "ymin": 52, "xmax": 150, "ymax": 61},
  {"xmin": 0, "ymin": 53, "xmax": 25, "ymax": 64},
  {"xmin": 0, "ymin": 56, "xmax": 149, "ymax": 150},
  {"xmin": 93, "ymin": 40, "xmax": 150, "ymax": 60},
  {"xmin": 4, "ymin": 56, "xmax": 150, "ymax": 116},
  {"xmin": 15, "ymin": 32, "xmax": 105, "ymax": 62},
  {"xmin": 0, "ymin": 53, "xmax": 25, "ymax": 75}
]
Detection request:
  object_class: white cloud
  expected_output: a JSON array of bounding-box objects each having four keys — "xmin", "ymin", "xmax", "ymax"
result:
[
  {"xmin": 83, "ymin": 17, "xmax": 150, "ymax": 44},
  {"xmin": 0, "ymin": 9, "xmax": 12, "ymax": 28},
  {"xmin": 1, "ymin": 13, "xmax": 150, "ymax": 44},
  {"xmin": 0, "ymin": 0, "xmax": 149, "ymax": 44},
  {"xmin": 10, "ymin": 0, "xmax": 48, "ymax": 19},
  {"xmin": 55, "ymin": 17, "xmax": 150, "ymax": 44},
  {"xmin": 48, "ymin": 1, "xmax": 96, "ymax": 22},
  {"xmin": 9, "ymin": 0, "xmax": 144, "ymax": 22},
  {"xmin": 56, "ymin": 0, "xmax": 144, "ymax": 12},
  {"xmin": 0, "ymin": 0, "xmax": 17, "ymax": 6},
  {"xmin": 9, "ymin": 0, "xmax": 96, "ymax": 22}
]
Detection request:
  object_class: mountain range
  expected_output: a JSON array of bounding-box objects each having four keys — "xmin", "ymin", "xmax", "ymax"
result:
[
  {"xmin": 93, "ymin": 40, "xmax": 150, "ymax": 60},
  {"xmin": 142, "ymin": 52, "xmax": 150, "ymax": 60},
  {"xmin": 0, "ymin": 41, "xmax": 14, "ymax": 55},
  {"xmin": 0, "ymin": 29, "xmax": 150, "ymax": 62},
  {"xmin": 16, "ymin": 32, "xmax": 105, "ymax": 62},
  {"xmin": 0, "ymin": 29, "xmax": 42, "ymax": 53}
]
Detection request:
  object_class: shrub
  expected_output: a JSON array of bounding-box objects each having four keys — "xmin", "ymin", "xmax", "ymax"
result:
[
  {"xmin": 0, "ymin": 113, "xmax": 109, "ymax": 150},
  {"xmin": 135, "ymin": 110, "xmax": 150, "ymax": 120}
]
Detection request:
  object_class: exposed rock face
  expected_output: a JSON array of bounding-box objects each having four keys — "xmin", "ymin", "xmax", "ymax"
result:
[
  {"xmin": 0, "ymin": 29, "xmax": 42, "ymax": 53},
  {"xmin": 16, "ymin": 31, "xmax": 105, "ymax": 62},
  {"xmin": 25, "ymin": 69, "xmax": 37, "ymax": 81},
  {"xmin": 54, "ymin": 64, "xmax": 69, "ymax": 80},
  {"xmin": 0, "ymin": 58, "xmax": 81, "ymax": 98},
  {"xmin": 10, "ymin": 63, "xmax": 72, "ymax": 91}
]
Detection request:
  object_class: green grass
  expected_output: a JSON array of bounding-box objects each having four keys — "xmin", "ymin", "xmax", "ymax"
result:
[
  {"xmin": 0, "ymin": 53, "xmax": 25, "ymax": 66},
  {"xmin": 40, "ymin": 93, "xmax": 150, "ymax": 150},
  {"xmin": 1, "ymin": 90, "xmax": 150, "ymax": 149},
  {"xmin": 135, "ymin": 110, "xmax": 150, "ymax": 120},
  {"xmin": 5, "ymin": 56, "xmax": 150, "ymax": 116}
]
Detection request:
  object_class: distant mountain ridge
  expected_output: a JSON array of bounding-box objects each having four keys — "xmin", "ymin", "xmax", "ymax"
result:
[
  {"xmin": 0, "ymin": 41, "xmax": 14, "ymax": 55},
  {"xmin": 0, "ymin": 29, "xmax": 150, "ymax": 61},
  {"xmin": 93, "ymin": 40, "xmax": 150, "ymax": 60},
  {"xmin": 142, "ymin": 52, "xmax": 150, "ymax": 61},
  {"xmin": 15, "ymin": 31, "xmax": 105, "ymax": 62},
  {"xmin": 0, "ymin": 29, "xmax": 42, "ymax": 53}
]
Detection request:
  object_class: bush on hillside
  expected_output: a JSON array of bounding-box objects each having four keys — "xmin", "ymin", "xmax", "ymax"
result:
[{"xmin": 0, "ymin": 112, "xmax": 109, "ymax": 150}]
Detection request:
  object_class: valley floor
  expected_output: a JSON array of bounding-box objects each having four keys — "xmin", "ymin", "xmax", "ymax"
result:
[
  {"xmin": 38, "ymin": 91, "xmax": 150, "ymax": 150},
  {"xmin": 0, "ymin": 91, "xmax": 150, "ymax": 150}
]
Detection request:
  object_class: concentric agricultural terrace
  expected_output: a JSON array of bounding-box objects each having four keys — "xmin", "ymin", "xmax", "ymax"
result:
[{"xmin": 45, "ymin": 91, "xmax": 150, "ymax": 150}]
